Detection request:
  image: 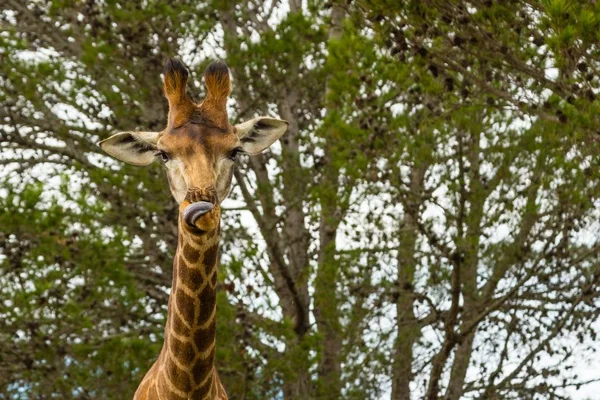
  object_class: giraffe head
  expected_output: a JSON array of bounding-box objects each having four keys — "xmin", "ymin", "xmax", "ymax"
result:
[{"xmin": 99, "ymin": 59, "xmax": 287, "ymax": 231}]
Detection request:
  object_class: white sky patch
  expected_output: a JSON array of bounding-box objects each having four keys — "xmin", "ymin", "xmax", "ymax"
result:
[
  {"xmin": 179, "ymin": 26, "xmax": 226, "ymax": 68},
  {"xmin": 266, "ymin": 0, "xmax": 291, "ymax": 28},
  {"xmin": 50, "ymin": 103, "xmax": 104, "ymax": 130},
  {"xmin": 545, "ymin": 67, "xmax": 559, "ymax": 81},
  {"xmin": 390, "ymin": 103, "xmax": 406, "ymax": 116}
]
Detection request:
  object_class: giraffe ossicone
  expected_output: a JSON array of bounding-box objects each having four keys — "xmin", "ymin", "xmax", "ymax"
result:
[{"xmin": 99, "ymin": 58, "xmax": 288, "ymax": 400}]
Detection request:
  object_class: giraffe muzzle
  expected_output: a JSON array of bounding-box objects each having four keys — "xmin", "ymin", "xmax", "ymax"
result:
[{"xmin": 182, "ymin": 201, "xmax": 214, "ymax": 227}]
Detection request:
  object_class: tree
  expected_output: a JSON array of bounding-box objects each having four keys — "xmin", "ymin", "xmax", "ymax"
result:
[
  {"xmin": 357, "ymin": 1, "xmax": 600, "ymax": 398},
  {"xmin": 1, "ymin": 1, "xmax": 600, "ymax": 399}
]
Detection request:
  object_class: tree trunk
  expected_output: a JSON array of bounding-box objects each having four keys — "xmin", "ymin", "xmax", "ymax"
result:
[
  {"xmin": 444, "ymin": 331, "xmax": 476, "ymax": 400},
  {"xmin": 391, "ymin": 165, "xmax": 426, "ymax": 400},
  {"xmin": 313, "ymin": 3, "xmax": 347, "ymax": 399}
]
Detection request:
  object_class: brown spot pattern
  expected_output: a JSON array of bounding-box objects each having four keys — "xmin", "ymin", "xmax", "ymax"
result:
[
  {"xmin": 203, "ymin": 244, "xmax": 219, "ymax": 275},
  {"xmin": 177, "ymin": 258, "xmax": 202, "ymax": 290},
  {"xmin": 165, "ymin": 388, "xmax": 186, "ymax": 400},
  {"xmin": 193, "ymin": 322, "xmax": 216, "ymax": 353},
  {"xmin": 169, "ymin": 335, "xmax": 196, "ymax": 366},
  {"xmin": 191, "ymin": 373, "xmax": 214, "ymax": 399},
  {"xmin": 175, "ymin": 289, "xmax": 196, "ymax": 324},
  {"xmin": 183, "ymin": 243, "xmax": 201, "ymax": 264},
  {"xmin": 171, "ymin": 313, "xmax": 191, "ymax": 337},
  {"xmin": 192, "ymin": 349, "xmax": 215, "ymax": 386},
  {"xmin": 165, "ymin": 356, "xmax": 192, "ymax": 393},
  {"xmin": 198, "ymin": 287, "xmax": 216, "ymax": 325}
]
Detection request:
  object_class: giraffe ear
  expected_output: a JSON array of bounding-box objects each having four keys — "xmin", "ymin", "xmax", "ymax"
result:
[
  {"xmin": 98, "ymin": 131, "xmax": 160, "ymax": 166},
  {"xmin": 234, "ymin": 117, "xmax": 288, "ymax": 155}
]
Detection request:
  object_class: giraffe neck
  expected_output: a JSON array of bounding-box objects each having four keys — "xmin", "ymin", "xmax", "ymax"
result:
[{"xmin": 159, "ymin": 217, "xmax": 221, "ymax": 397}]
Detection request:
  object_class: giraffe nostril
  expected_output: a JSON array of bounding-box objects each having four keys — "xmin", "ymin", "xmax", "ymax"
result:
[
  {"xmin": 185, "ymin": 187, "xmax": 218, "ymax": 204},
  {"xmin": 183, "ymin": 201, "xmax": 214, "ymax": 227}
]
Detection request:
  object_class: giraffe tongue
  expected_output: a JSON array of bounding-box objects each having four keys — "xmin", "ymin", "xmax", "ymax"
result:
[{"xmin": 183, "ymin": 201, "xmax": 214, "ymax": 227}]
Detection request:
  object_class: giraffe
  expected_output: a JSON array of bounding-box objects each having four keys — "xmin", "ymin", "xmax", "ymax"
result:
[{"xmin": 98, "ymin": 58, "xmax": 288, "ymax": 399}]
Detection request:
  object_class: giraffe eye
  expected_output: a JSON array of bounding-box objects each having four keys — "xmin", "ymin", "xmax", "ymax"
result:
[
  {"xmin": 155, "ymin": 150, "xmax": 171, "ymax": 163},
  {"xmin": 227, "ymin": 148, "xmax": 241, "ymax": 162}
]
